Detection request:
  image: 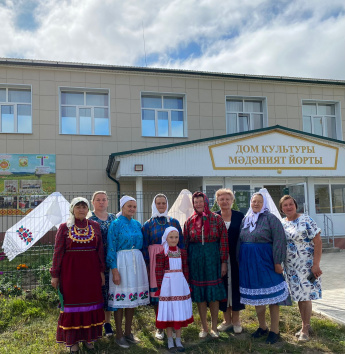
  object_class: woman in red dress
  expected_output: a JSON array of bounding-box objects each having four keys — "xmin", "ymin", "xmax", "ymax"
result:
[{"xmin": 50, "ymin": 197, "xmax": 105, "ymax": 352}]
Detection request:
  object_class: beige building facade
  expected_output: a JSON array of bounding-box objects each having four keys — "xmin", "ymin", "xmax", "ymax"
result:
[{"xmin": 0, "ymin": 59, "xmax": 345, "ymax": 238}]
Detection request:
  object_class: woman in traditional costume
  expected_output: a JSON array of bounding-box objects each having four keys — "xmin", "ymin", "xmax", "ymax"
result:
[
  {"xmin": 183, "ymin": 191, "xmax": 228, "ymax": 338},
  {"xmin": 107, "ymin": 196, "xmax": 150, "ymax": 349},
  {"xmin": 142, "ymin": 193, "xmax": 184, "ymax": 339},
  {"xmin": 51, "ymin": 197, "xmax": 105, "ymax": 353},
  {"xmin": 155, "ymin": 227, "xmax": 193, "ymax": 352},
  {"xmin": 215, "ymin": 188, "xmax": 245, "ymax": 334},
  {"xmin": 88, "ymin": 191, "xmax": 116, "ymax": 337},
  {"xmin": 239, "ymin": 189, "xmax": 288, "ymax": 344}
]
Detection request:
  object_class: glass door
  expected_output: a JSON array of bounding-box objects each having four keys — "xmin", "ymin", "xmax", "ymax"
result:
[{"xmin": 287, "ymin": 182, "xmax": 308, "ymax": 214}]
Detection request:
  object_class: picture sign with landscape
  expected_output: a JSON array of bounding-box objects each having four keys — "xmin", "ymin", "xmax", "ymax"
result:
[{"xmin": 0, "ymin": 154, "xmax": 56, "ymax": 215}]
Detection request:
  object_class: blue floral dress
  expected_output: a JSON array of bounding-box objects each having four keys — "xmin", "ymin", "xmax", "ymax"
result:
[{"xmin": 282, "ymin": 214, "xmax": 322, "ymax": 301}]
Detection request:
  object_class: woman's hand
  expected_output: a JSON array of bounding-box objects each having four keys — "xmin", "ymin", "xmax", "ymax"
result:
[
  {"xmin": 112, "ymin": 268, "xmax": 121, "ymax": 285},
  {"xmin": 274, "ymin": 264, "xmax": 283, "ymax": 274},
  {"xmin": 51, "ymin": 277, "xmax": 59, "ymax": 289},
  {"xmin": 221, "ymin": 262, "xmax": 227, "ymax": 277},
  {"xmin": 100, "ymin": 272, "xmax": 105, "ymax": 286},
  {"xmin": 311, "ymin": 264, "xmax": 322, "ymax": 278}
]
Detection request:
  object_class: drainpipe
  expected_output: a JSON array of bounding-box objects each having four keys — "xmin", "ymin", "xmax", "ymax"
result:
[{"xmin": 106, "ymin": 156, "xmax": 121, "ymax": 211}]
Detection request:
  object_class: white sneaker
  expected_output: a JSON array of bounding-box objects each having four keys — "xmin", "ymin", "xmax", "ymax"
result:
[
  {"xmin": 155, "ymin": 329, "xmax": 164, "ymax": 340},
  {"xmin": 217, "ymin": 322, "xmax": 233, "ymax": 332},
  {"xmin": 233, "ymin": 325, "xmax": 243, "ymax": 334}
]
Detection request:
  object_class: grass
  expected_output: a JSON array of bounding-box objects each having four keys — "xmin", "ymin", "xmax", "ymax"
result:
[{"xmin": 0, "ymin": 292, "xmax": 344, "ymax": 354}]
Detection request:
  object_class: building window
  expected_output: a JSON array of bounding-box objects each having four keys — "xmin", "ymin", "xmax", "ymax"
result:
[
  {"xmin": 314, "ymin": 184, "xmax": 331, "ymax": 214},
  {"xmin": 205, "ymin": 185, "xmax": 223, "ymax": 208},
  {"xmin": 141, "ymin": 94, "xmax": 185, "ymax": 137},
  {"xmin": 0, "ymin": 86, "xmax": 32, "ymax": 133},
  {"xmin": 331, "ymin": 184, "xmax": 345, "ymax": 213},
  {"xmin": 60, "ymin": 89, "xmax": 110, "ymax": 135},
  {"xmin": 226, "ymin": 97, "xmax": 266, "ymax": 134},
  {"xmin": 302, "ymin": 101, "xmax": 339, "ymax": 139}
]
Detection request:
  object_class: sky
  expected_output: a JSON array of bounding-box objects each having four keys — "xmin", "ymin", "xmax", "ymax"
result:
[{"xmin": 1, "ymin": 0, "xmax": 345, "ymax": 80}]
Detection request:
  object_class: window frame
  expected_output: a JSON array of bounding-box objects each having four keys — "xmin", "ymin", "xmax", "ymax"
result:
[
  {"xmin": 225, "ymin": 96, "xmax": 267, "ymax": 134},
  {"xmin": 302, "ymin": 100, "xmax": 342, "ymax": 140},
  {"xmin": 0, "ymin": 84, "xmax": 32, "ymax": 134},
  {"xmin": 140, "ymin": 92, "xmax": 187, "ymax": 138},
  {"xmin": 59, "ymin": 87, "xmax": 111, "ymax": 136}
]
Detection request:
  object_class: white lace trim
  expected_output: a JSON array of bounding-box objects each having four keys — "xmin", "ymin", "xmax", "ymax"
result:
[
  {"xmin": 240, "ymin": 281, "xmax": 287, "ymax": 295},
  {"xmin": 240, "ymin": 288, "xmax": 289, "ymax": 306}
]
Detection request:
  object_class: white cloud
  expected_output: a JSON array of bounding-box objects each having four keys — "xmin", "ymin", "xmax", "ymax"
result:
[{"xmin": 0, "ymin": 0, "xmax": 344, "ymax": 79}]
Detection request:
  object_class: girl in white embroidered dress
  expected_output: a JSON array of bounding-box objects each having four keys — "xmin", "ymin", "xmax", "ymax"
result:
[{"xmin": 155, "ymin": 227, "xmax": 193, "ymax": 351}]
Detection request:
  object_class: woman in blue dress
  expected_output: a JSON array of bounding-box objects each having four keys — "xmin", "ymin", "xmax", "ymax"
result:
[
  {"xmin": 88, "ymin": 191, "xmax": 116, "ymax": 337},
  {"xmin": 239, "ymin": 189, "xmax": 288, "ymax": 344},
  {"xmin": 107, "ymin": 196, "xmax": 149, "ymax": 349}
]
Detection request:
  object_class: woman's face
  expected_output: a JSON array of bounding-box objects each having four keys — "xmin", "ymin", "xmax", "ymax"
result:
[
  {"xmin": 281, "ymin": 198, "xmax": 297, "ymax": 217},
  {"xmin": 122, "ymin": 200, "xmax": 137, "ymax": 218},
  {"xmin": 73, "ymin": 202, "xmax": 89, "ymax": 220},
  {"xmin": 92, "ymin": 193, "xmax": 108, "ymax": 212},
  {"xmin": 217, "ymin": 193, "xmax": 234, "ymax": 211},
  {"xmin": 193, "ymin": 196, "xmax": 205, "ymax": 214},
  {"xmin": 155, "ymin": 197, "xmax": 167, "ymax": 214},
  {"xmin": 166, "ymin": 230, "xmax": 179, "ymax": 247},
  {"xmin": 251, "ymin": 194, "xmax": 264, "ymax": 213}
]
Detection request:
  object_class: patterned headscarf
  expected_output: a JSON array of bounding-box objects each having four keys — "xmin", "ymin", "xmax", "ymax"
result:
[
  {"xmin": 161, "ymin": 226, "xmax": 179, "ymax": 255},
  {"xmin": 67, "ymin": 197, "xmax": 90, "ymax": 227},
  {"xmin": 242, "ymin": 192, "xmax": 268, "ymax": 233},
  {"xmin": 151, "ymin": 194, "xmax": 170, "ymax": 221},
  {"xmin": 192, "ymin": 191, "xmax": 211, "ymax": 236},
  {"xmin": 116, "ymin": 195, "xmax": 136, "ymax": 218}
]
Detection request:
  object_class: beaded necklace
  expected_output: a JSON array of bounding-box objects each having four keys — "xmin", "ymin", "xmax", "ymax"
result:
[
  {"xmin": 68, "ymin": 220, "xmax": 95, "ymax": 243},
  {"xmin": 168, "ymin": 247, "xmax": 181, "ymax": 258},
  {"xmin": 155, "ymin": 216, "xmax": 167, "ymax": 226}
]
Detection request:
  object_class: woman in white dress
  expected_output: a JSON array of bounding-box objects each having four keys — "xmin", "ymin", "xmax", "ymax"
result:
[{"xmin": 279, "ymin": 195, "xmax": 322, "ymax": 342}]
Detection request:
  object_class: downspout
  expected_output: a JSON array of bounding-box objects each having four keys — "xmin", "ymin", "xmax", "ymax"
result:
[{"xmin": 106, "ymin": 155, "xmax": 121, "ymax": 210}]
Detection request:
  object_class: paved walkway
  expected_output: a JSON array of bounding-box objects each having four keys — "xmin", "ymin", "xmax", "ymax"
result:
[{"xmin": 312, "ymin": 251, "xmax": 345, "ymax": 325}]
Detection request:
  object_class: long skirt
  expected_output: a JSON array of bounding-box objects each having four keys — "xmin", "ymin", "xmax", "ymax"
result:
[
  {"xmin": 156, "ymin": 257, "xmax": 194, "ymax": 330},
  {"xmin": 148, "ymin": 244, "xmax": 164, "ymax": 304},
  {"xmin": 188, "ymin": 242, "xmax": 226, "ymax": 303},
  {"xmin": 239, "ymin": 242, "xmax": 289, "ymax": 306},
  {"xmin": 108, "ymin": 249, "xmax": 150, "ymax": 309},
  {"xmin": 56, "ymin": 248, "xmax": 104, "ymax": 347}
]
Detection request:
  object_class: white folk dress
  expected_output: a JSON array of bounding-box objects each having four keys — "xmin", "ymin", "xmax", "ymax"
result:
[
  {"xmin": 282, "ymin": 214, "xmax": 322, "ymax": 301},
  {"xmin": 156, "ymin": 253, "xmax": 193, "ymax": 329}
]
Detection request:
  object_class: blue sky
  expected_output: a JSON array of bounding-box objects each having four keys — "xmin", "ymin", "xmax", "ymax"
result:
[{"xmin": 0, "ymin": 0, "xmax": 345, "ymax": 79}]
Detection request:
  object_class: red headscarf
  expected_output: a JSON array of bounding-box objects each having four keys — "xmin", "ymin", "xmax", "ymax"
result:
[{"xmin": 192, "ymin": 191, "xmax": 211, "ymax": 236}]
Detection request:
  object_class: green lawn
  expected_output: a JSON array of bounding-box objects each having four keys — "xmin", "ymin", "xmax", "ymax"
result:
[{"xmin": 0, "ymin": 290, "xmax": 344, "ymax": 354}]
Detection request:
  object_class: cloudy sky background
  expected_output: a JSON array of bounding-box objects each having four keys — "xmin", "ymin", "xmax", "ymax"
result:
[{"xmin": 1, "ymin": 0, "xmax": 344, "ymax": 79}]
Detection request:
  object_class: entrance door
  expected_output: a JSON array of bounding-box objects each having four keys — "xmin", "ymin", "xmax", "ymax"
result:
[
  {"xmin": 287, "ymin": 182, "xmax": 308, "ymax": 214},
  {"xmin": 263, "ymin": 185, "xmax": 286, "ymax": 212}
]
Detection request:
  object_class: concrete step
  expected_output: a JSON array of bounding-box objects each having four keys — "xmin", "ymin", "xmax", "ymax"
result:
[{"xmin": 322, "ymin": 247, "xmax": 341, "ymax": 253}]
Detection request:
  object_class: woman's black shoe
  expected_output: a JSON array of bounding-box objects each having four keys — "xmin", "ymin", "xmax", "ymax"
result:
[
  {"xmin": 265, "ymin": 331, "xmax": 280, "ymax": 344},
  {"xmin": 251, "ymin": 327, "xmax": 269, "ymax": 338}
]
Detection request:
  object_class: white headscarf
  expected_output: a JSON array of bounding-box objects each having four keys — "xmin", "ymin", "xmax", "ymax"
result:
[
  {"xmin": 151, "ymin": 194, "xmax": 170, "ymax": 221},
  {"xmin": 242, "ymin": 188, "xmax": 282, "ymax": 232},
  {"xmin": 116, "ymin": 195, "xmax": 136, "ymax": 218},
  {"xmin": 161, "ymin": 226, "xmax": 179, "ymax": 255},
  {"xmin": 67, "ymin": 197, "xmax": 90, "ymax": 228}
]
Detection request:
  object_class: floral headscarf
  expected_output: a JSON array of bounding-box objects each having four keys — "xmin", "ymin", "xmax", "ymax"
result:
[{"xmin": 192, "ymin": 191, "xmax": 211, "ymax": 236}]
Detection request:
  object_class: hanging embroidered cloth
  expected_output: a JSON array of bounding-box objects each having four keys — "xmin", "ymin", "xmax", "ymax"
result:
[
  {"xmin": 2, "ymin": 192, "xmax": 70, "ymax": 261},
  {"xmin": 168, "ymin": 189, "xmax": 194, "ymax": 227}
]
